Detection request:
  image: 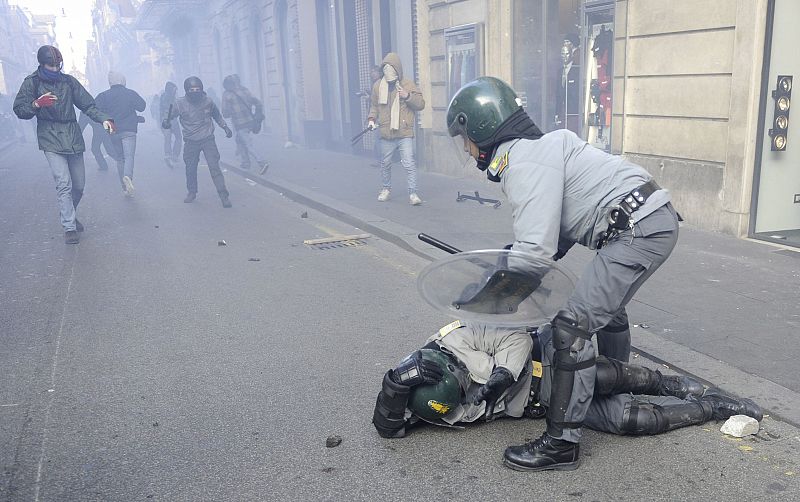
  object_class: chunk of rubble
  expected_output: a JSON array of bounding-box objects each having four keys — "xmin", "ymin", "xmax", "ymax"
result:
[{"xmin": 720, "ymin": 415, "xmax": 760, "ymax": 437}]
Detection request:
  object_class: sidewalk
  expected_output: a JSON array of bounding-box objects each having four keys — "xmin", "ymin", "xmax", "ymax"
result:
[{"xmin": 214, "ymin": 131, "xmax": 800, "ymax": 425}]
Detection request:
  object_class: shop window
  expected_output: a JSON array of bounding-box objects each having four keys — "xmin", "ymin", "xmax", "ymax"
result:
[
  {"xmin": 583, "ymin": 6, "xmax": 614, "ymax": 152},
  {"xmin": 445, "ymin": 24, "xmax": 483, "ymax": 99}
]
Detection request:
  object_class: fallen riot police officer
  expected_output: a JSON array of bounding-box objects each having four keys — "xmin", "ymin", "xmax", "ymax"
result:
[{"xmin": 372, "ymin": 320, "xmax": 763, "ymax": 464}]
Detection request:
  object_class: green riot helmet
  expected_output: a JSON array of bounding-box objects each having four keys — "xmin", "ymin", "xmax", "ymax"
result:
[
  {"xmin": 408, "ymin": 349, "xmax": 463, "ymax": 422},
  {"xmin": 447, "ymin": 77, "xmax": 523, "ymax": 169}
]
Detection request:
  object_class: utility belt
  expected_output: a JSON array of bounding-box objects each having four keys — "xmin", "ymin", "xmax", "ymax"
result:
[{"xmin": 597, "ymin": 180, "xmax": 661, "ymax": 249}]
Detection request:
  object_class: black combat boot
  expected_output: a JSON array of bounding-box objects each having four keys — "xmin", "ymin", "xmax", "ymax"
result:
[
  {"xmin": 595, "ymin": 357, "xmax": 704, "ymax": 399},
  {"xmin": 503, "ymin": 433, "xmax": 580, "ymax": 472},
  {"xmin": 701, "ymin": 388, "xmax": 763, "ymax": 421}
]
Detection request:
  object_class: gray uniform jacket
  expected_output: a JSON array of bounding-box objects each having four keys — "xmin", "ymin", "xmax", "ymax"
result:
[
  {"xmin": 422, "ymin": 321, "xmax": 533, "ymax": 425},
  {"xmin": 165, "ymin": 95, "xmax": 227, "ymax": 142},
  {"xmin": 497, "ymin": 129, "xmax": 670, "ymax": 261}
]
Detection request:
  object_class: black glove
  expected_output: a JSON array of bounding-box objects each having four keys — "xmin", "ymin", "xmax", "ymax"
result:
[
  {"xmin": 453, "ymin": 269, "xmax": 541, "ymax": 314},
  {"xmin": 161, "ymin": 119, "xmax": 171, "ymax": 129},
  {"xmin": 223, "ymin": 125, "xmax": 233, "ymax": 138},
  {"xmin": 389, "ymin": 350, "xmax": 444, "ymax": 387},
  {"xmin": 473, "ymin": 367, "xmax": 515, "ymax": 421}
]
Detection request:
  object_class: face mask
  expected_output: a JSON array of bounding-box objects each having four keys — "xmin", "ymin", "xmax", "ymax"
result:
[
  {"xmin": 383, "ymin": 64, "xmax": 398, "ymax": 83},
  {"xmin": 186, "ymin": 91, "xmax": 203, "ymax": 103}
]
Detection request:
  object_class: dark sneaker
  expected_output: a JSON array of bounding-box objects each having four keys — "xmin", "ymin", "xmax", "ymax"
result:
[
  {"xmin": 221, "ymin": 196, "xmax": 232, "ymax": 208},
  {"xmin": 702, "ymin": 388, "xmax": 763, "ymax": 421},
  {"xmin": 75, "ymin": 219, "xmax": 84, "ymax": 233},
  {"xmin": 184, "ymin": 192, "xmax": 196, "ymax": 203},
  {"xmin": 503, "ymin": 433, "xmax": 580, "ymax": 472},
  {"xmin": 65, "ymin": 231, "xmax": 79, "ymax": 244},
  {"xmin": 660, "ymin": 375, "xmax": 705, "ymax": 399}
]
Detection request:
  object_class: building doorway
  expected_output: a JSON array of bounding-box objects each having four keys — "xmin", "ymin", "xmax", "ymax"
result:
[{"xmin": 751, "ymin": 0, "xmax": 800, "ymax": 248}]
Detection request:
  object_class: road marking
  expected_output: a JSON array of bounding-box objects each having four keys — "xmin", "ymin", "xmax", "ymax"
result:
[{"xmin": 33, "ymin": 246, "xmax": 78, "ymax": 502}]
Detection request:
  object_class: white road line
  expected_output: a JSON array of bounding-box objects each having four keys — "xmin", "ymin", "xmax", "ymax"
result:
[{"xmin": 33, "ymin": 247, "xmax": 78, "ymax": 502}]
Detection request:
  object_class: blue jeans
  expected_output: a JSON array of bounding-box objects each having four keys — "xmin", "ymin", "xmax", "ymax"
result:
[
  {"xmin": 110, "ymin": 132, "xmax": 137, "ymax": 188},
  {"xmin": 380, "ymin": 137, "xmax": 417, "ymax": 194},
  {"xmin": 44, "ymin": 151, "xmax": 85, "ymax": 232},
  {"xmin": 234, "ymin": 127, "xmax": 264, "ymax": 168}
]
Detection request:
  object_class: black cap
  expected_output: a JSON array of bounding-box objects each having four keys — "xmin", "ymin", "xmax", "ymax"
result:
[
  {"xmin": 37, "ymin": 45, "xmax": 63, "ymax": 69},
  {"xmin": 183, "ymin": 76, "xmax": 204, "ymax": 93}
]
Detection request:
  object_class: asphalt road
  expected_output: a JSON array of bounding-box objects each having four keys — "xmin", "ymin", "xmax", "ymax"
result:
[{"xmin": 0, "ymin": 130, "xmax": 798, "ymax": 501}]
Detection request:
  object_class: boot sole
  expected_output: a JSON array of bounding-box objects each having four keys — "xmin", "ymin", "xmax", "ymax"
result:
[{"xmin": 503, "ymin": 457, "xmax": 581, "ymax": 472}]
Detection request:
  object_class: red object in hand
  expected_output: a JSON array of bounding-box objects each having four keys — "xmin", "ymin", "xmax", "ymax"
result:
[{"xmin": 33, "ymin": 92, "xmax": 57, "ymax": 108}]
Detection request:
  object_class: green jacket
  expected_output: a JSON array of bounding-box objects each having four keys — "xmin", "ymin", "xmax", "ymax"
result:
[{"xmin": 13, "ymin": 70, "xmax": 110, "ymax": 155}]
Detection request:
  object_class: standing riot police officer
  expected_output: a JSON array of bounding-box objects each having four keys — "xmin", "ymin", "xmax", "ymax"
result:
[{"xmin": 445, "ymin": 77, "xmax": 680, "ymax": 471}]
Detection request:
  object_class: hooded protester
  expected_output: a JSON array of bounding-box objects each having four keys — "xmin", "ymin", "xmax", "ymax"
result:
[
  {"xmin": 221, "ymin": 74, "xmax": 268, "ymax": 172},
  {"xmin": 13, "ymin": 45, "xmax": 115, "ymax": 244},
  {"xmin": 159, "ymin": 81, "xmax": 182, "ymax": 167},
  {"xmin": 368, "ymin": 52, "xmax": 425, "ymax": 206},
  {"xmin": 163, "ymin": 76, "xmax": 234, "ymax": 208},
  {"xmin": 95, "ymin": 71, "xmax": 146, "ymax": 197}
]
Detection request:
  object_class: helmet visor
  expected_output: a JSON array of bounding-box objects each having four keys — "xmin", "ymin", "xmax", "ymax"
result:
[{"xmin": 447, "ymin": 110, "xmax": 468, "ymax": 138}]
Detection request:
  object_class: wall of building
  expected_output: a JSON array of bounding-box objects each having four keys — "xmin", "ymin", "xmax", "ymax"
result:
[
  {"xmin": 613, "ymin": 0, "xmax": 768, "ymax": 235},
  {"xmin": 421, "ymin": 0, "xmax": 512, "ymax": 178}
]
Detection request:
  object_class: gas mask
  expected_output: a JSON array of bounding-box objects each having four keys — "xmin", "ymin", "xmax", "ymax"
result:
[{"xmin": 383, "ymin": 64, "xmax": 398, "ymax": 83}]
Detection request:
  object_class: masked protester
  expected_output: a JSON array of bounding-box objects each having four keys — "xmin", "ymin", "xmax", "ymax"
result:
[
  {"xmin": 159, "ymin": 81, "xmax": 182, "ymax": 167},
  {"xmin": 163, "ymin": 76, "xmax": 233, "ymax": 208},
  {"xmin": 221, "ymin": 74, "xmax": 268, "ymax": 173},
  {"xmin": 13, "ymin": 45, "xmax": 115, "ymax": 244},
  {"xmin": 373, "ymin": 321, "xmax": 762, "ymax": 445},
  {"xmin": 95, "ymin": 71, "xmax": 146, "ymax": 197},
  {"xmin": 446, "ymin": 76, "xmax": 682, "ymax": 471},
  {"xmin": 367, "ymin": 53, "xmax": 425, "ymax": 206}
]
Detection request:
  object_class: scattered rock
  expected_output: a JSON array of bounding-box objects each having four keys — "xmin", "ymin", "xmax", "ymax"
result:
[
  {"xmin": 248, "ymin": 258, "xmax": 261, "ymax": 262},
  {"xmin": 326, "ymin": 435, "xmax": 342, "ymax": 448},
  {"xmin": 300, "ymin": 211, "xmax": 308, "ymax": 218},
  {"xmin": 154, "ymin": 225, "xmax": 159, "ymax": 229},
  {"xmin": 218, "ymin": 240, "xmax": 227, "ymax": 246},
  {"xmin": 721, "ymin": 415, "xmax": 760, "ymax": 437}
]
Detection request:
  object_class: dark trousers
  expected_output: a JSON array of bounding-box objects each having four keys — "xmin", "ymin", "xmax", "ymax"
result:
[
  {"xmin": 89, "ymin": 124, "xmax": 119, "ymax": 170},
  {"xmin": 183, "ymin": 136, "xmax": 229, "ymax": 198}
]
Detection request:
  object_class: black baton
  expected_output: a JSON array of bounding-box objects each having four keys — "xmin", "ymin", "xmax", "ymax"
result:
[{"xmin": 418, "ymin": 233, "xmax": 462, "ymax": 254}]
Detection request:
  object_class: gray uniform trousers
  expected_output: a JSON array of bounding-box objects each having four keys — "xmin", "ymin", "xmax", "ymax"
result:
[
  {"xmin": 183, "ymin": 135, "xmax": 229, "ymax": 198},
  {"xmin": 536, "ymin": 318, "xmax": 687, "ymax": 435},
  {"xmin": 553, "ymin": 203, "xmax": 680, "ymax": 442}
]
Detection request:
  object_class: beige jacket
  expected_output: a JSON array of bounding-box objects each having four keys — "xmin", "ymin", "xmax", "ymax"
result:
[{"xmin": 368, "ymin": 52, "xmax": 425, "ymax": 140}]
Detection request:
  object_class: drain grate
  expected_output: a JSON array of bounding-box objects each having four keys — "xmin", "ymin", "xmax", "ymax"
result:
[{"xmin": 304, "ymin": 233, "xmax": 371, "ymax": 250}]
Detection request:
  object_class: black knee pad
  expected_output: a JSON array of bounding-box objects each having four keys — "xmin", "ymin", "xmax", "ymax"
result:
[
  {"xmin": 594, "ymin": 356, "xmax": 622, "ymax": 396},
  {"xmin": 620, "ymin": 403, "xmax": 666, "ymax": 435}
]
